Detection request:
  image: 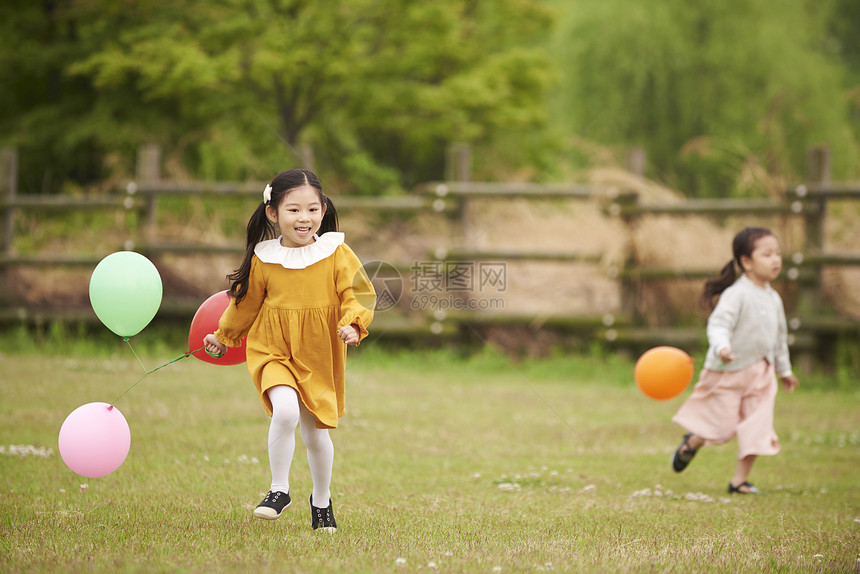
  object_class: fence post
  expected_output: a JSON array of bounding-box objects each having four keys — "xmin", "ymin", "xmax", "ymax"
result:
[
  {"xmin": 797, "ymin": 146, "xmax": 830, "ymax": 371},
  {"xmin": 136, "ymin": 144, "xmax": 161, "ymax": 240},
  {"xmin": 626, "ymin": 148, "xmax": 647, "ymax": 177},
  {"xmin": 0, "ymin": 148, "xmax": 19, "ymax": 257},
  {"xmin": 617, "ymin": 192, "xmax": 642, "ymax": 323},
  {"xmin": 805, "ymin": 146, "xmax": 829, "ymax": 252},
  {"xmin": 801, "ymin": 146, "xmax": 830, "ymax": 307},
  {"xmin": 444, "ymin": 142, "xmax": 473, "ymax": 249},
  {"xmin": 616, "ymin": 149, "xmax": 647, "ymax": 323},
  {"xmin": 445, "ymin": 142, "xmax": 472, "ymax": 183}
]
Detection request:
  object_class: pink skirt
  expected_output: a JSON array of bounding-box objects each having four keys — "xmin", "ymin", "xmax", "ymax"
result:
[{"xmin": 672, "ymin": 359, "xmax": 780, "ymax": 459}]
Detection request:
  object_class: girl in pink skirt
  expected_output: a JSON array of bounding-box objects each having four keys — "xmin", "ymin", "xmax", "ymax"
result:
[{"xmin": 671, "ymin": 227, "xmax": 799, "ymax": 494}]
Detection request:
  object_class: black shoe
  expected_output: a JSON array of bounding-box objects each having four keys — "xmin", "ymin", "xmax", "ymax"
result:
[
  {"xmin": 309, "ymin": 495, "xmax": 337, "ymax": 532},
  {"xmin": 728, "ymin": 481, "xmax": 760, "ymax": 495},
  {"xmin": 671, "ymin": 433, "xmax": 699, "ymax": 473},
  {"xmin": 253, "ymin": 490, "xmax": 291, "ymax": 520}
]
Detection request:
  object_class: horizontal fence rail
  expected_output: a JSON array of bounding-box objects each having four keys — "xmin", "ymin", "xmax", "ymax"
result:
[
  {"xmin": 441, "ymin": 249, "xmax": 605, "ymax": 263},
  {"xmin": 618, "ymin": 198, "xmax": 796, "ymax": 216},
  {"xmin": 418, "ymin": 181, "xmax": 609, "ymax": 199}
]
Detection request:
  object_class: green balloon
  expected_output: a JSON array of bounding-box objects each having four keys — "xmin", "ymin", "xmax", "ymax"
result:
[{"xmin": 89, "ymin": 251, "xmax": 163, "ymax": 337}]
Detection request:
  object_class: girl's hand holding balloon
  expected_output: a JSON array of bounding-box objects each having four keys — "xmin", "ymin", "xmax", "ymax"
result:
[
  {"xmin": 203, "ymin": 334, "xmax": 227, "ymax": 357},
  {"xmin": 337, "ymin": 324, "xmax": 361, "ymax": 346},
  {"xmin": 189, "ymin": 291, "xmax": 247, "ymax": 365}
]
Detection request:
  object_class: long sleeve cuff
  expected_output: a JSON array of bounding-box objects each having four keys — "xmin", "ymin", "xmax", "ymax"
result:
[{"xmin": 214, "ymin": 329, "xmax": 244, "ymax": 348}]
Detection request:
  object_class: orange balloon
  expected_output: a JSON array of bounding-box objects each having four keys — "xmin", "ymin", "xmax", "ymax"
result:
[{"xmin": 634, "ymin": 346, "xmax": 694, "ymax": 400}]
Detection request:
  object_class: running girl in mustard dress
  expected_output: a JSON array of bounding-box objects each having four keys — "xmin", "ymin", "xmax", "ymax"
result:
[{"xmin": 204, "ymin": 169, "xmax": 375, "ymax": 532}]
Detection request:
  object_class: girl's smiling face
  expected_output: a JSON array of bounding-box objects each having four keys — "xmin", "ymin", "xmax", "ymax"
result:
[
  {"xmin": 740, "ymin": 234, "xmax": 782, "ymax": 287},
  {"xmin": 266, "ymin": 184, "xmax": 326, "ymax": 248}
]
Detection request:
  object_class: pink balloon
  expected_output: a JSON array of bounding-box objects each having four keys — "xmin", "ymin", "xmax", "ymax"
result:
[{"xmin": 58, "ymin": 402, "xmax": 131, "ymax": 478}]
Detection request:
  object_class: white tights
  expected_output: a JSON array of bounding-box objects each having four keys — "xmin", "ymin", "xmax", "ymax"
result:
[{"xmin": 266, "ymin": 385, "xmax": 333, "ymax": 507}]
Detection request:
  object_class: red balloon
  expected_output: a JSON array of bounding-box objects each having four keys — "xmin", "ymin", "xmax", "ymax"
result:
[{"xmin": 188, "ymin": 290, "xmax": 247, "ymax": 365}]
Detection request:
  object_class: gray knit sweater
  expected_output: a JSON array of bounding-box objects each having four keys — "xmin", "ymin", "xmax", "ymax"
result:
[{"xmin": 704, "ymin": 274, "xmax": 793, "ymax": 377}]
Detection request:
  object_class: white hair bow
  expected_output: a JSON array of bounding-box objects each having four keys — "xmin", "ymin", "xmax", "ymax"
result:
[{"xmin": 262, "ymin": 184, "xmax": 272, "ymax": 205}]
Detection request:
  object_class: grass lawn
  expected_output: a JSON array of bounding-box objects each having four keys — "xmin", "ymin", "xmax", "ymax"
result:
[{"xmin": 1, "ymin": 339, "xmax": 858, "ymax": 573}]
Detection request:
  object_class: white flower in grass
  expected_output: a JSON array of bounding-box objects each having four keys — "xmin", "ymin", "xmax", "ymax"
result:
[
  {"xmin": 80, "ymin": 484, "xmax": 88, "ymax": 493},
  {"xmin": 684, "ymin": 492, "xmax": 714, "ymax": 503},
  {"xmin": 493, "ymin": 567, "xmax": 502, "ymax": 572},
  {"xmin": 498, "ymin": 482, "xmax": 520, "ymax": 491},
  {"xmin": 579, "ymin": 484, "xmax": 595, "ymax": 494},
  {"xmin": 395, "ymin": 557, "xmax": 407, "ymax": 566},
  {"xmin": 428, "ymin": 561, "xmax": 437, "ymax": 569},
  {"xmin": 3, "ymin": 444, "xmax": 54, "ymax": 458}
]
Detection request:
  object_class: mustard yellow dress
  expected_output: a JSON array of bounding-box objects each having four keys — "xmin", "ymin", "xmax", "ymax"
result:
[{"xmin": 214, "ymin": 232, "xmax": 375, "ymax": 429}]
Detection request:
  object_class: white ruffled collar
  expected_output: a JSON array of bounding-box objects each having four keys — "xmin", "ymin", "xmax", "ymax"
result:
[{"xmin": 254, "ymin": 232, "xmax": 345, "ymax": 269}]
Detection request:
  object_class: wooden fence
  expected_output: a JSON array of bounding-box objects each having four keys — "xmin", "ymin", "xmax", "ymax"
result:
[{"xmin": 1, "ymin": 145, "xmax": 858, "ymax": 369}]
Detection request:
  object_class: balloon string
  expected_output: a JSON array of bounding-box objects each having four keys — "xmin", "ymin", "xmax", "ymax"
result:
[
  {"xmin": 112, "ymin": 340, "xmax": 205, "ymax": 405},
  {"xmin": 112, "ymin": 371, "xmax": 150, "ymax": 406},
  {"xmin": 124, "ymin": 337, "xmax": 149, "ymax": 374}
]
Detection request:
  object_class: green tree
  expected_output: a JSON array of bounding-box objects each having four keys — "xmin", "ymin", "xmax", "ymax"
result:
[
  {"xmin": 828, "ymin": 0, "xmax": 860, "ymax": 132},
  {"xmin": 1, "ymin": 0, "xmax": 555, "ymax": 194},
  {"xmin": 0, "ymin": 1, "xmax": 111, "ymax": 193},
  {"xmin": 551, "ymin": 0, "xmax": 857, "ymax": 196}
]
